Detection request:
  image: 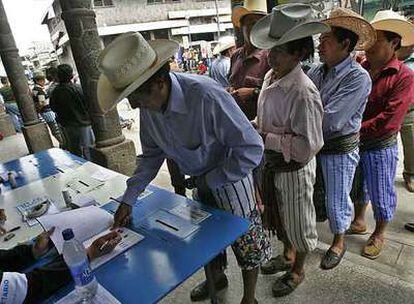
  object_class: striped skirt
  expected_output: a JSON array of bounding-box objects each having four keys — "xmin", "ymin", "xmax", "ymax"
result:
[
  {"xmin": 360, "ymin": 144, "xmax": 398, "ymax": 222},
  {"xmin": 273, "ymin": 158, "xmax": 318, "ymax": 252}
]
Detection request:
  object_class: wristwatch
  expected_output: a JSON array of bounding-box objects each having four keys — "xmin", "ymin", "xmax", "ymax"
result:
[{"xmin": 253, "ymin": 88, "xmax": 260, "ymax": 97}]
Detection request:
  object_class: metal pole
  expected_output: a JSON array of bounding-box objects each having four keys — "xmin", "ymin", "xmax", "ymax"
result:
[{"xmin": 214, "ymin": 0, "xmax": 221, "ymax": 40}]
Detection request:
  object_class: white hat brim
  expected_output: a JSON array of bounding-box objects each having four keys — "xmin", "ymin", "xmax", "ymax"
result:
[
  {"xmin": 97, "ymin": 39, "xmax": 179, "ymax": 114},
  {"xmin": 371, "ymin": 19, "xmax": 414, "ymax": 47},
  {"xmin": 251, "ymin": 13, "xmax": 330, "ymax": 50}
]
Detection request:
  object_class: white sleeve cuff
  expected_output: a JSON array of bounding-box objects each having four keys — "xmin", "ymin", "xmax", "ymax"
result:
[{"xmin": 1, "ymin": 272, "xmax": 28, "ymax": 304}]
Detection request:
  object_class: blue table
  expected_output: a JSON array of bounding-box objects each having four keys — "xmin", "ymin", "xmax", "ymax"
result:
[
  {"xmin": 0, "ymin": 148, "xmax": 85, "ymax": 192},
  {"xmin": 2, "ymin": 149, "xmax": 250, "ymax": 303}
]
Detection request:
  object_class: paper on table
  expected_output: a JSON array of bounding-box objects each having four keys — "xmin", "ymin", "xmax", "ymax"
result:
[
  {"xmin": 83, "ymin": 227, "xmax": 144, "ymax": 269},
  {"xmin": 16, "ymin": 196, "xmax": 60, "ymax": 227},
  {"xmin": 139, "ymin": 209, "xmax": 199, "ymax": 240},
  {"xmin": 56, "ymin": 284, "xmax": 120, "ymax": 304},
  {"xmin": 38, "ymin": 206, "xmax": 113, "ymax": 254},
  {"xmin": 90, "ymin": 168, "xmax": 120, "ymax": 182},
  {"xmin": 72, "ymin": 195, "xmax": 97, "ymax": 208},
  {"xmin": 169, "ymin": 204, "xmax": 211, "ymax": 224}
]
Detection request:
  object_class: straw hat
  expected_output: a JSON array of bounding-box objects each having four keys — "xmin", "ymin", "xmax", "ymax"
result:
[
  {"xmin": 232, "ymin": 0, "xmax": 267, "ymax": 28},
  {"xmin": 370, "ymin": 10, "xmax": 414, "ymax": 47},
  {"xmin": 97, "ymin": 32, "xmax": 179, "ymax": 114},
  {"xmin": 323, "ymin": 7, "xmax": 376, "ymax": 51},
  {"xmin": 213, "ymin": 36, "xmax": 236, "ymax": 55},
  {"xmin": 251, "ymin": 3, "xmax": 329, "ymax": 50}
]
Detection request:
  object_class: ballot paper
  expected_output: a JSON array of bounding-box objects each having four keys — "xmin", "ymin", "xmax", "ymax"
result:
[
  {"xmin": 16, "ymin": 196, "xmax": 60, "ymax": 227},
  {"xmin": 65, "ymin": 176, "xmax": 105, "ymax": 195},
  {"xmin": 169, "ymin": 203, "xmax": 212, "ymax": 224},
  {"xmin": 38, "ymin": 206, "xmax": 113, "ymax": 254},
  {"xmin": 139, "ymin": 209, "xmax": 199, "ymax": 240},
  {"xmin": 90, "ymin": 167, "xmax": 120, "ymax": 182},
  {"xmin": 56, "ymin": 284, "xmax": 120, "ymax": 304},
  {"xmin": 84, "ymin": 227, "xmax": 144, "ymax": 269}
]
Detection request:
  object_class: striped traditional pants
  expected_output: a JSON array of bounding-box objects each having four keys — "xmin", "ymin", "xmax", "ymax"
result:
[
  {"xmin": 273, "ymin": 158, "xmax": 318, "ymax": 252},
  {"xmin": 319, "ymin": 149, "xmax": 360, "ymax": 234},
  {"xmin": 360, "ymin": 145, "xmax": 399, "ymax": 222}
]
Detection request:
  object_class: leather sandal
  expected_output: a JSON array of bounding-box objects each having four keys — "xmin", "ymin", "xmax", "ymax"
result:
[
  {"xmin": 320, "ymin": 245, "xmax": 347, "ymax": 270},
  {"xmin": 272, "ymin": 271, "xmax": 304, "ymax": 298},
  {"xmin": 362, "ymin": 237, "xmax": 384, "ymax": 260},
  {"xmin": 261, "ymin": 255, "xmax": 292, "ymax": 275},
  {"xmin": 346, "ymin": 223, "xmax": 368, "ymax": 235},
  {"xmin": 190, "ymin": 273, "xmax": 228, "ymax": 302}
]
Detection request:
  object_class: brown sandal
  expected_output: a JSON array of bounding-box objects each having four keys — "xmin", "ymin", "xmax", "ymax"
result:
[
  {"xmin": 346, "ymin": 223, "xmax": 368, "ymax": 235},
  {"xmin": 362, "ymin": 237, "xmax": 384, "ymax": 260}
]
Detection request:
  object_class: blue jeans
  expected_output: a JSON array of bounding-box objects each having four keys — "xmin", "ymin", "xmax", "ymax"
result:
[{"xmin": 4, "ymin": 103, "xmax": 22, "ymax": 132}]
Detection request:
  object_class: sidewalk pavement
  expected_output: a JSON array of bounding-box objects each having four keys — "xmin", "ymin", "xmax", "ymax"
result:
[{"xmin": 1, "ymin": 104, "xmax": 413, "ymax": 303}]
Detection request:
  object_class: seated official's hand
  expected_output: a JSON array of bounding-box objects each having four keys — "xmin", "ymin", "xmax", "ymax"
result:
[
  {"xmin": 32, "ymin": 227, "xmax": 55, "ymax": 259},
  {"xmin": 113, "ymin": 203, "xmax": 132, "ymax": 228},
  {"xmin": 87, "ymin": 231, "xmax": 122, "ymax": 261}
]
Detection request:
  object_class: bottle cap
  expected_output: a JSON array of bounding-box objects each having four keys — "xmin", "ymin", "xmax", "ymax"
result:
[{"xmin": 62, "ymin": 228, "xmax": 74, "ymax": 241}]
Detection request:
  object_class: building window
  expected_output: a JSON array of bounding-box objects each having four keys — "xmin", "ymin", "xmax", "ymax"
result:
[
  {"xmin": 94, "ymin": 0, "xmax": 114, "ymax": 7},
  {"xmin": 147, "ymin": 0, "xmax": 181, "ymax": 4}
]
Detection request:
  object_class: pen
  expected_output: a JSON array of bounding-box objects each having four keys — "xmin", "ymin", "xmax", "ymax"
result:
[
  {"xmin": 156, "ymin": 219, "xmax": 179, "ymax": 231},
  {"xmin": 8, "ymin": 226, "xmax": 20, "ymax": 233},
  {"xmin": 99, "ymin": 239, "xmax": 110, "ymax": 251}
]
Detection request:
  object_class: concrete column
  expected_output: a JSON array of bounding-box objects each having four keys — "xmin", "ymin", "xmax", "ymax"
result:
[
  {"xmin": 59, "ymin": 0, "xmax": 136, "ymax": 176},
  {"xmin": 0, "ymin": 106, "xmax": 15, "ymax": 137},
  {"xmin": 0, "ymin": 0, "xmax": 53, "ymax": 152}
]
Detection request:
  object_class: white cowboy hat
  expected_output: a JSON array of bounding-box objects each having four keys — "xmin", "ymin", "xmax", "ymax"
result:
[
  {"xmin": 213, "ymin": 36, "xmax": 236, "ymax": 55},
  {"xmin": 97, "ymin": 32, "xmax": 179, "ymax": 114},
  {"xmin": 323, "ymin": 7, "xmax": 376, "ymax": 51},
  {"xmin": 250, "ymin": 3, "xmax": 330, "ymax": 50},
  {"xmin": 232, "ymin": 0, "xmax": 267, "ymax": 28},
  {"xmin": 371, "ymin": 10, "xmax": 414, "ymax": 47}
]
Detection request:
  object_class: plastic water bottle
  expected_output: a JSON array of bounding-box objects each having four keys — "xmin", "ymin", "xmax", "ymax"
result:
[{"xmin": 62, "ymin": 228, "xmax": 98, "ymax": 302}]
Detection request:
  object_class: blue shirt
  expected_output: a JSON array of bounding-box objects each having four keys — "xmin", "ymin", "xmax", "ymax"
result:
[
  {"xmin": 122, "ymin": 73, "xmax": 264, "ymax": 206},
  {"xmin": 209, "ymin": 56, "xmax": 231, "ymax": 87},
  {"xmin": 308, "ymin": 56, "xmax": 372, "ymax": 140}
]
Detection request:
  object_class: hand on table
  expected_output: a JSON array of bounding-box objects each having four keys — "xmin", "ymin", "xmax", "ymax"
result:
[
  {"xmin": 33, "ymin": 227, "xmax": 55, "ymax": 259},
  {"xmin": 87, "ymin": 231, "xmax": 122, "ymax": 261},
  {"xmin": 112, "ymin": 203, "xmax": 132, "ymax": 228}
]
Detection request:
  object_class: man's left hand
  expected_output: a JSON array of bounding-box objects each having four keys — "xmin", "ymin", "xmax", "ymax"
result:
[{"xmin": 232, "ymin": 87, "xmax": 255, "ymax": 103}]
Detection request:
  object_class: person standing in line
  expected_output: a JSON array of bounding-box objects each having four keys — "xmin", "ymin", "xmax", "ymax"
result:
[
  {"xmin": 229, "ymin": 0, "xmax": 269, "ymax": 121},
  {"xmin": 349, "ymin": 10, "xmax": 414, "ymax": 259},
  {"xmin": 251, "ymin": 3, "xmax": 327, "ymax": 296},
  {"xmin": 50, "ymin": 64, "xmax": 95, "ymax": 159},
  {"xmin": 307, "ymin": 8, "xmax": 374, "ymax": 269}
]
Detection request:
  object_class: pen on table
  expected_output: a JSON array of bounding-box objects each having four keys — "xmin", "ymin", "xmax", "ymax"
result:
[
  {"xmin": 99, "ymin": 239, "xmax": 111, "ymax": 251},
  {"xmin": 156, "ymin": 219, "xmax": 179, "ymax": 231},
  {"xmin": 7, "ymin": 226, "xmax": 21, "ymax": 233}
]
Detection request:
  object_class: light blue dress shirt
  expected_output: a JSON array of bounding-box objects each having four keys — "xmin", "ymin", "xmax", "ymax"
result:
[
  {"xmin": 308, "ymin": 56, "xmax": 372, "ymax": 140},
  {"xmin": 209, "ymin": 55, "xmax": 231, "ymax": 87},
  {"xmin": 122, "ymin": 72, "xmax": 264, "ymax": 206}
]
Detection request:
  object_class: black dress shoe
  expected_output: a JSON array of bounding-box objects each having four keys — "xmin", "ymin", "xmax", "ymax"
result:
[
  {"xmin": 190, "ymin": 273, "xmax": 228, "ymax": 301},
  {"xmin": 320, "ymin": 245, "xmax": 347, "ymax": 270}
]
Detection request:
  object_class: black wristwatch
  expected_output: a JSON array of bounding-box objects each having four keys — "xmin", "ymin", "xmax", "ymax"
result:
[{"xmin": 253, "ymin": 88, "xmax": 260, "ymax": 97}]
